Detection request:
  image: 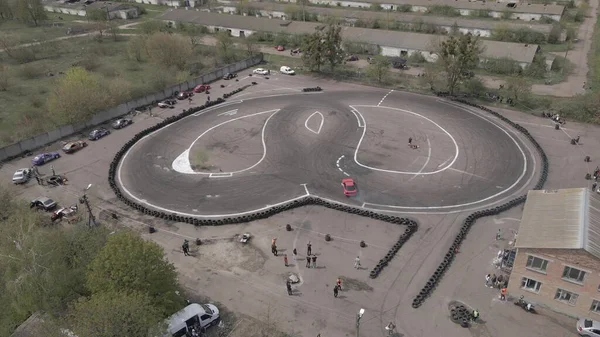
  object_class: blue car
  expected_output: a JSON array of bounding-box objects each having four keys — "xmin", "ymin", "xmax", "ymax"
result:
[
  {"xmin": 88, "ymin": 127, "xmax": 111, "ymax": 141},
  {"xmin": 32, "ymin": 152, "xmax": 60, "ymax": 166}
]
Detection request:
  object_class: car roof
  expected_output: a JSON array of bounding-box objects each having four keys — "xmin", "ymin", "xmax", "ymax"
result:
[
  {"xmin": 167, "ymin": 304, "xmax": 207, "ymax": 331},
  {"xmin": 15, "ymin": 168, "xmax": 27, "ymax": 173},
  {"xmin": 581, "ymin": 319, "xmax": 600, "ymax": 329},
  {"xmin": 35, "ymin": 197, "xmax": 51, "ymax": 202},
  {"xmin": 342, "ymin": 178, "xmax": 354, "ymax": 182}
]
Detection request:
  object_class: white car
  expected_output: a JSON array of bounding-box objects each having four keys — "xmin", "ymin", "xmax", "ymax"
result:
[
  {"xmin": 166, "ymin": 303, "xmax": 220, "ymax": 337},
  {"xmin": 13, "ymin": 168, "xmax": 32, "ymax": 184},
  {"xmin": 253, "ymin": 68, "xmax": 269, "ymax": 75},
  {"xmin": 280, "ymin": 66, "xmax": 295, "ymax": 75}
]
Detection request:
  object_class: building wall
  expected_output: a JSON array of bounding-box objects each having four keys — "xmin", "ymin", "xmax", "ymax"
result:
[
  {"xmin": 380, "ymin": 46, "xmax": 437, "ymax": 62},
  {"xmin": 43, "ymin": 5, "xmax": 87, "ymax": 17},
  {"xmin": 508, "ymin": 247, "xmax": 600, "ymax": 318}
]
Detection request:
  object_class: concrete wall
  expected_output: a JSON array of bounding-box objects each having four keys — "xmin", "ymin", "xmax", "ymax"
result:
[
  {"xmin": 507, "ymin": 247, "xmax": 600, "ymax": 318},
  {"xmin": 380, "ymin": 46, "xmax": 438, "ymax": 62},
  {"xmin": 0, "ymin": 54, "xmax": 264, "ymax": 162}
]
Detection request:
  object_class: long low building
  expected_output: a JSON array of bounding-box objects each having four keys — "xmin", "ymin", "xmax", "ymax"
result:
[
  {"xmin": 158, "ymin": 9, "xmax": 540, "ymax": 67},
  {"xmin": 217, "ymin": 2, "xmax": 554, "ymax": 39},
  {"xmin": 276, "ymin": 0, "xmax": 564, "ymax": 22}
]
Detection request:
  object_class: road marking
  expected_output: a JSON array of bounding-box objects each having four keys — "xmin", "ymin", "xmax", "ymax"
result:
[
  {"xmin": 349, "ymin": 107, "xmax": 366, "ymax": 127},
  {"xmin": 217, "ymin": 109, "xmax": 238, "ymax": 116},
  {"xmin": 192, "ymin": 101, "xmax": 242, "ymax": 116},
  {"xmin": 407, "ymin": 137, "xmax": 431, "ymax": 181},
  {"xmin": 448, "ymin": 168, "xmax": 490, "ymax": 181},
  {"xmin": 209, "ymin": 172, "xmax": 233, "ymax": 178},
  {"xmin": 377, "ymin": 89, "xmax": 394, "ymax": 106},
  {"xmin": 235, "ymin": 86, "xmax": 303, "ymax": 98},
  {"xmin": 304, "ymin": 111, "xmax": 324, "ymax": 134},
  {"xmin": 335, "ymin": 155, "xmax": 350, "ymax": 176},
  {"xmin": 301, "ymin": 183, "xmax": 310, "ymax": 195},
  {"xmin": 437, "ymin": 156, "xmax": 453, "ymax": 168},
  {"xmin": 172, "ymin": 109, "xmax": 280, "ymax": 175},
  {"xmin": 350, "ymin": 105, "xmax": 459, "ymax": 175}
]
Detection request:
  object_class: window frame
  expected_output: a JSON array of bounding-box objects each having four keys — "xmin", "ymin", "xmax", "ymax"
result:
[
  {"xmin": 562, "ymin": 266, "xmax": 586, "ymax": 284},
  {"xmin": 520, "ymin": 277, "xmax": 542, "ymax": 293},
  {"xmin": 554, "ymin": 288, "xmax": 579, "ymax": 306},
  {"xmin": 525, "ymin": 255, "xmax": 549, "ymax": 274},
  {"xmin": 591, "ymin": 299, "xmax": 600, "ymax": 313}
]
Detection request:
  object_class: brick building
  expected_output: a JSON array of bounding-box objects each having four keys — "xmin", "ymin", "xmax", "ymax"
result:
[{"xmin": 507, "ymin": 188, "xmax": 600, "ymax": 318}]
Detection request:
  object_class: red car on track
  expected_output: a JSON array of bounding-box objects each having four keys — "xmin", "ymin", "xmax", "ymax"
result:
[
  {"xmin": 193, "ymin": 84, "xmax": 210, "ymax": 93},
  {"xmin": 341, "ymin": 178, "xmax": 357, "ymax": 197},
  {"xmin": 275, "ymin": 45, "xmax": 285, "ymax": 51}
]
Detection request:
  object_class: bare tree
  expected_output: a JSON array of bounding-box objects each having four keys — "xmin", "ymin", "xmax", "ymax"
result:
[
  {"xmin": 0, "ymin": 64, "xmax": 10, "ymax": 91},
  {"xmin": 14, "ymin": 0, "xmax": 46, "ymax": 26}
]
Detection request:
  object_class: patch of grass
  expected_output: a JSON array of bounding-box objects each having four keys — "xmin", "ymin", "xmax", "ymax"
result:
[{"xmin": 0, "ymin": 18, "xmax": 95, "ymax": 45}]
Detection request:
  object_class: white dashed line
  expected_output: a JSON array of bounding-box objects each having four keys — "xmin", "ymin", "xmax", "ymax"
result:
[
  {"xmin": 377, "ymin": 89, "xmax": 394, "ymax": 106},
  {"xmin": 336, "ymin": 155, "xmax": 350, "ymax": 176}
]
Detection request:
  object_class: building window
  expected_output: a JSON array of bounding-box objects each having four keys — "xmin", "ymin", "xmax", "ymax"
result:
[
  {"xmin": 592, "ymin": 300, "xmax": 600, "ymax": 313},
  {"xmin": 562, "ymin": 266, "xmax": 586, "ymax": 283},
  {"xmin": 555, "ymin": 288, "xmax": 579, "ymax": 305},
  {"xmin": 526, "ymin": 255, "xmax": 548, "ymax": 273},
  {"xmin": 521, "ymin": 277, "xmax": 542, "ymax": 293}
]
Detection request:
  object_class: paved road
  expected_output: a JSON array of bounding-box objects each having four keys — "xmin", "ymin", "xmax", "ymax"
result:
[{"xmin": 117, "ymin": 79, "xmax": 537, "ymax": 216}]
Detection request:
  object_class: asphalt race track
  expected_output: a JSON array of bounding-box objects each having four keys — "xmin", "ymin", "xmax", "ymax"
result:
[{"xmin": 117, "ymin": 89, "xmax": 537, "ymax": 217}]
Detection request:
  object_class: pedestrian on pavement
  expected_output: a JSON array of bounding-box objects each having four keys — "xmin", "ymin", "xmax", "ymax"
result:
[
  {"xmin": 272, "ymin": 245, "xmax": 278, "ymax": 256},
  {"xmin": 495, "ymin": 229, "xmax": 501, "ymax": 241},
  {"xmin": 491, "ymin": 274, "xmax": 497, "ymax": 286},
  {"xmin": 272, "ymin": 237, "xmax": 277, "ymax": 247},
  {"xmin": 188, "ymin": 97, "xmax": 192, "ymax": 104},
  {"xmin": 593, "ymin": 182, "xmax": 597, "ymax": 191},
  {"xmin": 286, "ymin": 281, "xmax": 292, "ymax": 295},
  {"xmin": 306, "ymin": 255, "xmax": 311, "ymax": 268},
  {"xmin": 307, "ymin": 241, "xmax": 312, "ymax": 256},
  {"xmin": 182, "ymin": 240, "xmax": 190, "ymax": 256},
  {"xmin": 293, "ymin": 248, "xmax": 297, "ymax": 259},
  {"xmin": 312, "ymin": 255, "xmax": 317, "ymax": 268},
  {"xmin": 284, "ymin": 254, "xmax": 288, "ymax": 267},
  {"xmin": 485, "ymin": 274, "xmax": 491, "ymax": 287},
  {"xmin": 333, "ymin": 285, "xmax": 339, "ymax": 298},
  {"xmin": 51, "ymin": 165, "xmax": 56, "ymax": 176},
  {"xmin": 408, "ymin": 137, "xmax": 412, "ymax": 145},
  {"xmin": 35, "ymin": 176, "xmax": 41, "ymax": 185},
  {"xmin": 354, "ymin": 256, "xmax": 361, "ymax": 269},
  {"xmin": 336, "ymin": 278, "xmax": 342, "ymax": 290},
  {"xmin": 500, "ymin": 287, "xmax": 507, "ymax": 300},
  {"xmin": 496, "ymin": 274, "xmax": 504, "ymax": 288}
]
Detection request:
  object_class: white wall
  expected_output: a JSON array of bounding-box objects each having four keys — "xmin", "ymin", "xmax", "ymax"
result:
[
  {"xmin": 380, "ymin": 46, "xmax": 438, "ymax": 62},
  {"xmin": 44, "ymin": 5, "xmax": 86, "ymax": 17},
  {"xmin": 209, "ymin": 25, "xmax": 257, "ymax": 37}
]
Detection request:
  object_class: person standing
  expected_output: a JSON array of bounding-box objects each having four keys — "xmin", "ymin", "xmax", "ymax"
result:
[
  {"xmin": 286, "ymin": 281, "xmax": 292, "ymax": 295},
  {"xmin": 354, "ymin": 256, "xmax": 361, "ymax": 269},
  {"xmin": 500, "ymin": 287, "xmax": 507, "ymax": 300},
  {"xmin": 312, "ymin": 255, "xmax": 317, "ymax": 268},
  {"xmin": 284, "ymin": 254, "xmax": 288, "ymax": 267},
  {"xmin": 491, "ymin": 274, "xmax": 497, "ymax": 286},
  {"xmin": 272, "ymin": 245, "xmax": 278, "ymax": 256},
  {"xmin": 495, "ymin": 229, "xmax": 502, "ymax": 241},
  {"xmin": 307, "ymin": 241, "xmax": 312, "ymax": 256},
  {"xmin": 182, "ymin": 240, "xmax": 190, "ymax": 256},
  {"xmin": 333, "ymin": 285, "xmax": 339, "ymax": 298},
  {"xmin": 293, "ymin": 248, "xmax": 297, "ymax": 260},
  {"xmin": 35, "ymin": 176, "xmax": 41, "ymax": 185},
  {"xmin": 593, "ymin": 182, "xmax": 597, "ymax": 191},
  {"xmin": 485, "ymin": 274, "xmax": 491, "ymax": 287},
  {"xmin": 408, "ymin": 137, "xmax": 412, "ymax": 145},
  {"xmin": 336, "ymin": 278, "xmax": 342, "ymax": 290},
  {"xmin": 306, "ymin": 255, "xmax": 311, "ymax": 268},
  {"xmin": 51, "ymin": 165, "xmax": 56, "ymax": 176}
]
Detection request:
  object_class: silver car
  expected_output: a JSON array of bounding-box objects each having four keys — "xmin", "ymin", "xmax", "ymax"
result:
[
  {"xmin": 578, "ymin": 318, "xmax": 600, "ymax": 337},
  {"xmin": 12, "ymin": 168, "xmax": 32, "ymax": 184}
]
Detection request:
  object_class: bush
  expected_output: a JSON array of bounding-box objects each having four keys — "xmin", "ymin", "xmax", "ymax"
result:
[
  {"xmin": 539, "ymin": 16, "xmax": 555, "ymax": 24},
  {"xmin": 370, "ymin": 3, "xmax": 382, "ymax": 11},
  {"xmin": 470, "ymin": 9, "xmax": 490, "ymax": 17},
  {"xmin": 551, "ymin": 55, "xmax": 569, "ymax": 72},
  {"xmin": 548, "ymin": 23, "xmax": 562, "ymax": 44},
  {"xmin": 18, "ymin": 63, "xmax": 43, "ymax": 79},
  {"xmin": 492, "ymin": 26, "xmax": 547, "ymax": 44},
  {"xmin": 396, "ymin": 4, "xmax": 412, "ymax": 12},
  {"xmin": 427, "ymin": 5, "xmax": 459, "ymax": 16},
  {"xmin": 407, "ymin": 52, "xmax": 426, "ymax": 64},
  {"xmin": 75, "ymin": 57, "xmax": 101, "ymax": 72},
  {"xmin": 484, "ymin": 58, "xmax": 523, "ymax": 75},
  {"xmin": 462, "ymin": 77, "xmax": 486, "ymax": 97}
]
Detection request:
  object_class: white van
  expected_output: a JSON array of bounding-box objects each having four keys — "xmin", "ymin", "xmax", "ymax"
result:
[
  {"xmin": 280, "ymin": 66, "xmax": 295, "ymax": 75},
  {"xmin": 166, "ymin": 303, "xmax": 220, "ymax": 337}
]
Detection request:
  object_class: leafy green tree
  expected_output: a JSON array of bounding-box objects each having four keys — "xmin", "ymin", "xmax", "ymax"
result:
[
  {"xmin": 437, "ymin": 33, "xmax": 483, "ymax": 95},
  {"xmin": 127, "ymin": 35, "xmax": 147, "ymax": 62},
  {"xmin": 301, "ymin": 30, "xmax": 324, "ymax": 72},
  {"xmin": 67, "ymin": 291, "xmax": 163, "ymax": 337},
  {"xmin": 86, "ymin": 231, "xmax": 180, "ymax": 315},
  {"xmin": 215, "ymin": 30, "xmax": 235, "ymax": 63},
  {"xmin": 15, "ymin": 0, "xmax": 46, "ymax": 26},
  {"xmin": 323, "ymin": 23, "xmax": 344, "ymax": 71},
  {"xmin": 244, "ymin": 34, "xmax": 259, "ymax": 56},
  {"xmin": 548, "ymin": 23, "xmax": 562, "ymax": 44},
  {"xmin": 462, "ymin": 77, "xmax": 486, "ymax": 97},
  {"xmin": 366, "ymin": 55, "xmax": 390, "ymax": 83},
  {"xmin": 0, "ymin": 0, "xmax": 14, "ymax": 19},
  {"xmin": 146, "ymin": 32, "xmax": 192, "ymax": 70},
  {"xmin": 503, "ymin": 76, "xmax": 531, "ymax": 103}
]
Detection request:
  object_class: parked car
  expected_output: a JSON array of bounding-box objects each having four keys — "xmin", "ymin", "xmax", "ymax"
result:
[
  {"xmin": 193, "ymin": 84, "xmax": 210, "ymax": 93},
  {"xmin": 223, "ymin": 73, "xmax": 237, "ymax": 80},
  {"xmin": 253, "ymin": 68, "xmax": 269, "ymax": 75},
  {"xmin": 51, "ymin": 205, "xmax": 78, "ymax": 222},
  {"xmin": 341, "ymin": 178, "xmax": 357, "ymax": 197},
  {"xmin": 62, "ymin": 140, "xmax": 87, "ymax": 154},
  {"xmin": 12, "ymin": 168, "xmax": 32, "ymax": 184},
  {"xmin": 280, "ymin": 66, "xmax": 295, "ymax": 75},
  {"xmin": 32, "ymin": 152, "xmax": 60, "ymax": 166},
  {"xmin": 176, "ymin": 91, "xmax": 194, "ymax": 100},
  {"xmin": 166, "ymin": 303, "xmax": 220, "ymax": 337},
  {"xmin": 158, "ymin": 100, "xmax": 176, "ymax": 109},
  {"xmin": 30, "ymin": 197, "xmax": 57, "ymax": 211},
  {"xmin": 275, "ymin": 45, "xmax": 285, "ymax": 51},
  {"xmin": 578, "ymin": 318, "xmax": 600, "ymax": 337},
  {"xmin": 346, "ymin": 55, "xmax": 358, "ymax": 61},
  {"xmin": 88, "ymin": 127, "xmax": 110, "ymax": 141},
  {"xmin": 112, "ymin": 118, "xmax": 133, "ymax": 129}
]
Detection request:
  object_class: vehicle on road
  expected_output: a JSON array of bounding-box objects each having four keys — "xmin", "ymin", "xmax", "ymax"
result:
[
  {"xmin": 253, "ymin": 68, "xmax": 269, "ymax": 75},
  {"xmin": 13, "ymin": 168, "xmax": 32, "ymax": 184},
  {"xmin": 578, "ymin": 318, "xmax": 600, "ymax": 337},
  {"xmin": 280, "ymin": 66, "xmax": 295, "ymax": 75},
  {"xmin": 32, "ymin": 152, "xmax": 60, "ymax": 166},
  {"xmin": 30, "ymin": 197, "xmax": 57, "ymax": 211},
  {"xmin": 275, "ymin": 45, "xmax": 285, "ymax": 51},
  {"xmin": 158, "ymin": 99, "xmax": 177, "ymax": 108},
  {"xmin": 223, "ymin": 73, "xmax": 237, "ymax": 80},
  {"xmin": 111, "ymin": 118, "xmax": 133, "ymax": 129},
  {"xmin": 166, "ymin": 303, "xmax": 220, "ymax": 337},
  {"xmin": 88, "ymin": 127, "xmax": 110, "ymax": 140},
  {"xmin": 176, "ymin": 91, "xmax": 194, "ymax": 100},
  {"xmin": 193, "ymin": 84, "xmax": 210, "ymax": 93},
  {"xmin": 62, "ymin": 140, "xmax": 87, "ymax": 154},
  {"xmin": 341, "ymin": 178, "xmax": 357, "ymax": 197}
]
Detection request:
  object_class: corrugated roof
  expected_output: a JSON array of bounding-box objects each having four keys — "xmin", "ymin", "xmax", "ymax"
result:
[
  {"xmin": 231, "ymin": 2, "xmax": 553, "ymax": 33},
  {"xmin": 158, "ymin": 10, "xmax": 539, "ymax": 63},
  {"xmin": 516, "ymin": 188, "xmax": 600, "ymax": 259}
]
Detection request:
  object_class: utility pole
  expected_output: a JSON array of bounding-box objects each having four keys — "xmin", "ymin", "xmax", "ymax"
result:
[
  {"xmin": 562, "ymin": 38, "xmax": 572, "ymax": 75},
  {"xmin": 80, "ymin": 184, "xmax": 97, "ymax": 228}
]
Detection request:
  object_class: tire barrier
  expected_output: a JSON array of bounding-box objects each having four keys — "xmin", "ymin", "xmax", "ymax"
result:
[
  {"xmin": 223, "ymin": 84, "xmax": 252, "ymax": 99},
  {"xmin": 448, "ymin": 301, "xmax": 473, "ymax": 328},
  {"xmin": 410, "ymin": 98, "xmax": 549, "ymax": 309},
  {"xmin": 302, "ymin": 87, "xmax": 323, "ymax": 92}
]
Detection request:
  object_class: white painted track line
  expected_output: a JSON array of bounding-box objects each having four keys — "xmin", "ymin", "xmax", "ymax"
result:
[{"xmin": 304, "ymin": 111, "xmax": 324, "ymax": 134}]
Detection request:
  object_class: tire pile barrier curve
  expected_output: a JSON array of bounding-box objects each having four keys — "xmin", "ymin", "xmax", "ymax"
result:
[
  {"xmin": 222, "ymin": 84, "xmax": 252, "ymax": 99},
  {"xmin": 411, "ymin": 98, "xmax": 549, "ymax": 309},
  {"xmin": 302, "ymin": 87, "xmax": 323, "ymax": 92},
  {"xmin": 107, "ymin": 88, "xmax": 417, "ymax": 279}
]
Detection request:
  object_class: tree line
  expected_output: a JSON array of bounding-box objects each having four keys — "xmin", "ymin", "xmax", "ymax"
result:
[{"xmin": 0, "ymin": 0, "xmax": 47, "ymax": 26}]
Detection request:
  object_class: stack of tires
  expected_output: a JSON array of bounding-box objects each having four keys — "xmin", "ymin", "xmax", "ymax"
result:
[
  {"xmin": 223, "ymin": 84, "xmax": 252, "ymax": 99},
  {"xmin": 302, "ymin": 87, "xmax": 323, "ymax": 92}
]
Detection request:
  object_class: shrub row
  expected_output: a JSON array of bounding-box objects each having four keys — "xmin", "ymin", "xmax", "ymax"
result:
[
  {"xmin": 223, "ymin": 84, "xmax": 252, "ymax": 99},
  {"xmin": 302, "ymin": 87, "xmax": 323, "ymax": 92},
  {"xmin": 411, "ymin": 98, "xmax": 549, "ymax": 309}
]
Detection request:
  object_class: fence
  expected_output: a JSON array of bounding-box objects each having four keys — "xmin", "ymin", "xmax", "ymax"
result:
[{"xmin": 0, "ymin": 54, "xmax": 264, "ymax": 162}]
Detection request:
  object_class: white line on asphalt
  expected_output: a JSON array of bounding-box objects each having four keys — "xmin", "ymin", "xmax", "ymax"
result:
[
  {"xmin": 437, "ymin": 156, "xmax": 453, "ymax": 168},
  {"xmin": 235, "ymin": 87, "xmax": 303, "ymax": 98},
  {"xmin": 349, "ymin": 107, "xmax": 366, "ymax": 128},
  {"xmin": 350, "ymin": 105, "xmax": 459, "ymax": 175},
  {"xmin": 217, "ymin": 109, "xmax": 238, "ymax": 116},
  {"xmin": 407, "ymin": 137, "xmax": 431, "ymax": 181},
  {"xmin": 448, "ymin": 168, "xmax": 490, "ymax": 181},
  {"xmin": 301, "ymin": 183, "xmax": 310, "ymax": 195},
  {"xmin": 377, "ymin": 89, "xmax": 394, "ymax": 106},
  {"xmin": 171, "ymin": 109, "xmax": 280, "ymax": 175},
  {"xmin": 192, "ymin": 101, "xmax": 242, "ymax": 116},
  {"xmin": 335, "ymin": 155, "xmax": 350, "ymax": 176},
  {"xmin": 304, "ymin": 111, "xmax": 324, "ymax": 134},
  {"xmin": 209, "ymin": 172, "xmax": 233, "ymax": 178}
]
